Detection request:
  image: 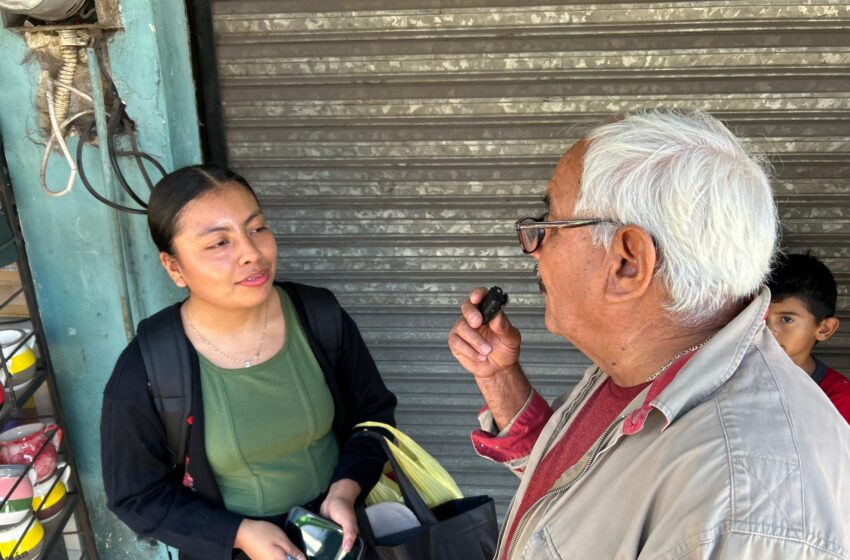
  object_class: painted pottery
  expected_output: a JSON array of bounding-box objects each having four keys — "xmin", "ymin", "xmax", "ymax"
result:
[
  {"xmin": 0, "ymin": 513, "xmax": 44, "ymax": 560},
  {"xmin": 0, "ymin": 465, "xmax": 36, "ymax": 526},
  {"xmin": 32, "ymin": 463, "xmax": 70, "ymax": 521},
  {"xmin": 0, "ymin": 329, "xmax": 36, "ymax": 389},
  {"xmin": 0, "ymin": 424, "xmax": 62, "ymax": 483}
]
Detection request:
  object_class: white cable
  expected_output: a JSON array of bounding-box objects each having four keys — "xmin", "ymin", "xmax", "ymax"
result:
[
  {"xmin": 78, "ymin": 5, "xmax": 97, "ymax": 19},
  {"xmin": 50, "ymin": 80, "xmax": 93, "ymax": 104},
  {"xmin": 40, "ymin": 83, "xmax": 93, "ymax": 197}
]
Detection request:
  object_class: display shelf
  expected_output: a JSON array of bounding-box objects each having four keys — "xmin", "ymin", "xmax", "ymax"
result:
[
  {"xmin": 0, "ymin": 494, "xmax": 81, "ymax": 560},
  {"xmin": 0, "ymin": 268, "xmax": 27, "ymax": 318},
  {"xmin": 40, "ymin": 494, "xmax": 81, "ymax": 559},
  {"xmin": 0, "ymin": 143, "xmax": 98, "ymax": 559},
  {"xmin": 2, "ymin": 367, "xmax": 49, "ymax": 415}
]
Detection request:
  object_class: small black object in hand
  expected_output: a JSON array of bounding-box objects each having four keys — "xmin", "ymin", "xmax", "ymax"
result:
[{"xmin": 477, "ymin": 286, "xmax": 509, "ymax": 325}]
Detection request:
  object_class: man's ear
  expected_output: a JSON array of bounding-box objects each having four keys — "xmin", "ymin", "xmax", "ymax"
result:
[
  {"xmin": 815, "ymin": 317, "xmax": 840, "ymax": 342},
  {"xmin": 159, "ymin": 251, "xmax": 187, "ymax": 288},
  {"xmin": 604, "ymin": 226, "xmax": 656, "ymax": 303}
]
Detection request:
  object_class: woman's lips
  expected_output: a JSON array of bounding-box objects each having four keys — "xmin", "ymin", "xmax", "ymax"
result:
[{"xmin": 237, "ymin": 270, "xmax": 270, "ymax": 287}]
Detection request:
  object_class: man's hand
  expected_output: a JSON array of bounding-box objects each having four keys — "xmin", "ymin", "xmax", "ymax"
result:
[
  {"xmin": 448, "ymin": 287, "xmax": 522, "ymax": 378},
  {"xmin": 320, "ymin": 479, "xmax": 361, "ymax": 553},
  {"xmin": 234, "ymin": 519, "xmax": 304, "ymax": 560},
  {"xmin": 448, "ymin": 286, "xmax": 531, "ymax": 430}
]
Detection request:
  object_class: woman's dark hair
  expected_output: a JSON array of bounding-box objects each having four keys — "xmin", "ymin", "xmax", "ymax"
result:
[{"xmin": 147, "ymin": 164, "xmax": 259, "ymax": 253}]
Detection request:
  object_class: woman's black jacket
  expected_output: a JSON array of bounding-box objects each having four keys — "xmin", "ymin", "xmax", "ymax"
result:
[{"xmin": 101, "ymin": 282, "xmax": 397, "ymax": 560}]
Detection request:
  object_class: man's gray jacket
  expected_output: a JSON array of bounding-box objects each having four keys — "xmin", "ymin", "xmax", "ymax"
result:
[{"xmin": 479, "ymin": 289, "xmax": 850, "ymax": 559}]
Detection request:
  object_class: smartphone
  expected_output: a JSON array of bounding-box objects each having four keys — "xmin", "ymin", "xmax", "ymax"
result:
[{"xmin": 284, "ymin": 506, "xmax": 364, "ymax": 560}]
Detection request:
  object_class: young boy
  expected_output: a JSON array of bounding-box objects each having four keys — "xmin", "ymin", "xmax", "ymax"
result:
[{"xmin": 766, "ymin": 253, "xmax": 850, "ymax": 424}]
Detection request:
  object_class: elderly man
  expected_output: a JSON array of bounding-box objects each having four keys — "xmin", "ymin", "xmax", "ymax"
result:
[{"xmin": 449, "ymin": 109, "xmax": 850, "ymax": 559}]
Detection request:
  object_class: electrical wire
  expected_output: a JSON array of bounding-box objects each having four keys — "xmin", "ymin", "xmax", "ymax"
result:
[
  {"xmin": 40, "ymin": 34, "xmax": 166, "ymax": 214},
  {"xmin": 75, "ymin": 120, "xmax": 147, "ymax": 215},
  {"xmin": 77, "ymin": 3, "xmax": 97, "ymax": 20},
  {"xmin": 105, "ymin": 104, "xmax": 148, "ymax": 208},
  {"xmin": 50, "ymin": 79, "xmax": 92, "ymax": 104},
  {"xmin": 54, "ymin": 30, "xmax": 83, "ymax": 125},
  {"xmin": 95, "ymin": 42, "xmax": 158, "ymax": 207},
  {"xmin": 115, "ymin": 149, "xmax": 167, "ymax": 177},
  {"xmin": 127, "ymin": 119, "xmax": 156, "ymax": 190},
  {"xmin": 40, "ymin": 82, "xmax": 92, "ymax": 197}
]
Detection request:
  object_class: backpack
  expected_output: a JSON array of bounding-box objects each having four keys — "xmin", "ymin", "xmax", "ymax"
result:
[{"xmin": 137, "ymin": 282, "xmax": 341, "ymax": 466}]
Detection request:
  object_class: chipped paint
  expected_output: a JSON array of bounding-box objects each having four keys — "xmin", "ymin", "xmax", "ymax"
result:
[{"xmin": 0, "ymin": 0, "xmax": 198, "ymax": 557}]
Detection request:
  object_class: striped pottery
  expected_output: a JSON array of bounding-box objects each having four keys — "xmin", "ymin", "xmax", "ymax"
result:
[
  {"xmin": 0, "ymin": 512, "xmax": 43, "ymax": 560},
  {"xmin": 0, "ymin": 465, "xmax": 36, "ymax": 526},
  {"xmin": 0, "ymin": 330, "xmax": 36, "ymax": 389},
  {"xmin": 31, "ymin": 463, "xmax": 70, "ymax": 521}
]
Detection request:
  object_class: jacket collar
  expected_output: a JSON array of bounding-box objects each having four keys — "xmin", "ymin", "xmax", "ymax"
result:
[{"xmin": 623, "ymin": 287, "xmax": 770, "ymax": 434}]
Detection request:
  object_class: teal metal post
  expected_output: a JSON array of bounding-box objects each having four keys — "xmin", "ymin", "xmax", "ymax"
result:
[{"xmin": 0, "ymin": 0, "xmax": 200, "ymax": 557}]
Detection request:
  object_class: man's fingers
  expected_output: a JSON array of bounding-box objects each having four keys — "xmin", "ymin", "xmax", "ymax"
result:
[
  {"xmin": 448, "ymin": 332, "xmax": 488, "ymax": 363},
  {"xmin": 488, "ymin": 309, "xmax": 511, "ymax": 333},
  {"xmin": 450, "ymin": 319, "xmax": 493, "ymax": 357},
  {"xmin": 460, "ymin": 299, "xmax": 484, "ymax": 329},
  {"xmin": 468, "ymin": 286, "xmax": 489, "ymax": 305}
]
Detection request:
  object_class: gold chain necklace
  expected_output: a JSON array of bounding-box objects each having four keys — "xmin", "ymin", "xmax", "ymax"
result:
[
  {"xmin": 644, "ymin": 336, "xmax": 712, "ymax": 383},
  {"xmin": 183, "ymin": 301, "xmax": 270, "ymax": 368}
]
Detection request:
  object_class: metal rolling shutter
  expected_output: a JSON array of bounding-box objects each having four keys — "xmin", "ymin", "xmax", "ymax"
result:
[{"xmin": 206, "ymin": 1, "xmax": 850, "ymax": 517}]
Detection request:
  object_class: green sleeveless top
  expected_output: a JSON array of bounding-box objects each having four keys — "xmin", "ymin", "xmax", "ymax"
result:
[{"xmin": 199, "ymin": 288, "xmax": 339, "ymax": 517}]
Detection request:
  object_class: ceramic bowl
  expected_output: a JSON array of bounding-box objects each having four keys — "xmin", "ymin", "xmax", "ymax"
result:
[
  {"xmin": 0, "ymin": 329, "xmax": 36, "ymax": 389},
  {"xmin": 32, "ymin": 463, "xmax": 70, "ymax": 521},
  {"xmin": 0, "ymin": 513, "xmax": 44, "ymax": 560},
  {"xmin": 0, "ymin": 423, "xmax": 62, "ymax": 483},
  {"xmin": 0, "ymin": 465, "xmax": 36, "ymax": 526}
]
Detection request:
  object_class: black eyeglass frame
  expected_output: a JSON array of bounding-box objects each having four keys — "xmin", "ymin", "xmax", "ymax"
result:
[{"xmin": 514, "ymin": 215, "xmax": 620, "ymax": 254}]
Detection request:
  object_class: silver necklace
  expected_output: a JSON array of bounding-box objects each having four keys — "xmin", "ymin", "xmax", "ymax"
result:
[
  {"xmin": 184, "ymin": 301, "xmax": 270, "ymax": 368},
  {"xmin": 644, "ymin": 336, "xmax": 712, "ymax": 383}
]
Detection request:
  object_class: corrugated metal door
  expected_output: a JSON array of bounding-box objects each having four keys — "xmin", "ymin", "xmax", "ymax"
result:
[{"xmin": 204, "ymin": 1, "xmax": 850, "ymax": 516}]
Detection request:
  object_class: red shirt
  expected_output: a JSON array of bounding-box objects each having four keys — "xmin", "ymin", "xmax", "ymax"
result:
[
  {"xmin": 501, "ymin": 378, "xmax": 648, "ymax": 559},
  {"xmin": 496, "ymin": 351, "xmax": 699, "ymax": 560},
  {"xmin": 813, "ymin": 358, "xmax": 850, "ymax": 424}
]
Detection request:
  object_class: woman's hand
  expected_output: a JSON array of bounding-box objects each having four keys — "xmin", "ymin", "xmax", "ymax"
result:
[
  {"xmin": 320, "ymin": 479, "xmax": 361, "ymax": 553},
  {"xmin": 234, "ymin": 519, "xmax": 304, "ymax": 560}
]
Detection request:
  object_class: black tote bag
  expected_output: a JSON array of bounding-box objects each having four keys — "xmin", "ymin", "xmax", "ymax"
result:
[{"xmin": 354, "ymin": 431, "xmax": 498, "ymax": 560}]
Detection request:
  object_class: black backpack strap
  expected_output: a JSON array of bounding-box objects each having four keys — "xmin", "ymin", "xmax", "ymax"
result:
[
  {"xmin": 137, "ymin": 304, "xmax": 192, "ymax": 466},
  {"xmin": 281, "ymin": 281, "xmax": 342, "ymax": 372}
]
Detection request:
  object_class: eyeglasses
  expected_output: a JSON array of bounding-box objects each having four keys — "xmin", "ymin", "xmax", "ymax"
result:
[{"xmin": 514, "ymin": 214, "xmax": 620, "ymax": 254}]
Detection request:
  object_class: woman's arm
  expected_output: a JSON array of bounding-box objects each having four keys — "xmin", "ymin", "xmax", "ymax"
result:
[
  {"xmin": 329, "ymin": 307, "xmax": 397, "ymax": 496},
  {"xmin": 101, "ymin": 338, "xmax": 244, "ymax": 560}
]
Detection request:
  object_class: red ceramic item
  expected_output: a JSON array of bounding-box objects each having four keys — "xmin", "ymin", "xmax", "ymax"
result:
[{"xmin": 0, "ymin": 423, "xmax": 63, "ymax": 483}]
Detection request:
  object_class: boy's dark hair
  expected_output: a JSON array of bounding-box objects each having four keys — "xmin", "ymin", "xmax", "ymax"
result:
[{"xmin": 767, "ymin": 253, "xmax": 837, "ymax": 321}]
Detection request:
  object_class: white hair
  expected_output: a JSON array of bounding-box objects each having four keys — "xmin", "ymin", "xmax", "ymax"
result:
[{"xmin": 575, "ymin": 108, "xmax": 779, "ymax": 325}]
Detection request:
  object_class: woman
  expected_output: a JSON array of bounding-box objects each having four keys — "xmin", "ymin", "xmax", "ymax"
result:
[{"xmin": 101, "ymin": 165, "xmax": 396, "ymax": 560}]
